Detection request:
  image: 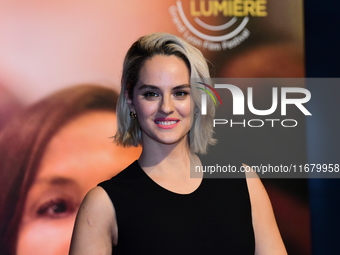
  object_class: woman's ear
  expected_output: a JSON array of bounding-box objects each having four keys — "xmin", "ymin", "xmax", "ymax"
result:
[{"xmin": 125, "ymin": 90, "xmax": 135, "ymax": 112}]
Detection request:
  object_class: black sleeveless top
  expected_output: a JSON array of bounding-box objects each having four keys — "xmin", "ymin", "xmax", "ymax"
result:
[{"xmin": 98, "ymin": 161, "xmax": 255, "ymax": 254}]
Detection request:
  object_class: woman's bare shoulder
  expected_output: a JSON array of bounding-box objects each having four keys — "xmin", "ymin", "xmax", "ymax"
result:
[
  {"xmin": 69, "ymin": 186, "xmax": 117, "ymax": 255},
  {"xmin": 77, "ymin": 186, "xmax": 115, "ymax": 220}
]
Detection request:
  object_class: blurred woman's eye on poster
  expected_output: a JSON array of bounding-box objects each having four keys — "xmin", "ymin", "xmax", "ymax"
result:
[{"xmin": 23, "ymin": 182, "xmax": 81, "ymax": 220}]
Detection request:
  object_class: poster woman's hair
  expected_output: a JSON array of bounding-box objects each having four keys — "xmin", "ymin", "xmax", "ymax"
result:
[{"xmin": 0, "ymin": 85, "xmax": 118, "ymax": 255}]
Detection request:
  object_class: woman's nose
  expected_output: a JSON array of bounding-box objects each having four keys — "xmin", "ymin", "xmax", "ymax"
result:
[{"xmin": 158, "ymin": 96, "xmax": 174, "ymax": 115}]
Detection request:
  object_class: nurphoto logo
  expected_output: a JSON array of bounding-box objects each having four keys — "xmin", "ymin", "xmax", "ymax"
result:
[{"xmin": 197, "ymin": 80, "xmax": 312, "ymax": 128}]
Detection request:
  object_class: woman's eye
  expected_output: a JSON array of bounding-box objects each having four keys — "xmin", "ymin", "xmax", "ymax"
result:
[
  {"xmin": 143, "ymin": 91, "xmax": 159, "ymax": 98},
  {"xmin": 37, "ymin": 198, "xmax": 76, "ymax": 219},
  {"xmin": 174, "ymin": 91, "xmax": 189, "ymax": 97}
]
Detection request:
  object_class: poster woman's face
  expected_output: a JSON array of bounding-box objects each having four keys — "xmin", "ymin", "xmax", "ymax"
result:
[{"xmin": 16, "ymin": 111, "xmax": 141, "ymax": 255}]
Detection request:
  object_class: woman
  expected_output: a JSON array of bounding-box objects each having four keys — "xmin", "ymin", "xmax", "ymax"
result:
[
  {"xmin": 0, "ymin": 85, "xmax": 141, "ymax": 255},
  {"xmin": 69, "ymin": 34, "xmax": 287, "ymax": 254}
]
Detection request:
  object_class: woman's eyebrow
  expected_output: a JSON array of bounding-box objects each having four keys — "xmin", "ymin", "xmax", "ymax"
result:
[
  {"xmin": 173, "ymin": 84, "xmax": 190, "ymax": 90},
  {"xmin": 138, "ymin": 84, "xmax": 190, "ymax": 90},
  {"xmin": 35, "ymin": 177, "xmax": 77, "ymax": 187},
  {"xmin": 138, "ymin": 84, "xmax": 159, "ymax": 90}
]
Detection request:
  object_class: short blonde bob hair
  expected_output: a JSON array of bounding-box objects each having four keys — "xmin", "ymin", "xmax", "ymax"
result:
[{"xmin": 115, "ymin": 33, "xmax": 216, "ymax": 154}]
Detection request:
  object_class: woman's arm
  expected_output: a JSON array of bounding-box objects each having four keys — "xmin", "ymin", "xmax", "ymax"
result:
[
  {"xmin": 69, "ymin": 186, "xmax": 117, "ymax": 255},
  {"xmin": 245, "ymin": 168, "xmax": 287, "ymax": 255}
]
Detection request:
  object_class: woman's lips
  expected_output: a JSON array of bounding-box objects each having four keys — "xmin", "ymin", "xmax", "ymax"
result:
[{"xmin": 154, "ymin": 118, "xmax": 180, "ymax": 129}]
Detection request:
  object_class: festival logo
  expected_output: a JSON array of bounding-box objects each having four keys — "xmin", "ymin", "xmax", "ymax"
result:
[{"xmin": 169, "ymin": 0, "xmax": 267, "ymax": 51}]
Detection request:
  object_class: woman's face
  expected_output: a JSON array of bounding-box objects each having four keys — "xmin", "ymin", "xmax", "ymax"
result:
[
  {"xmin": 16, "ymin": 111, "xmax": 141, "ymax": 255},
  {"xmin": 131, "ymin": 54, "xmax": 192, "ymax": 148}
]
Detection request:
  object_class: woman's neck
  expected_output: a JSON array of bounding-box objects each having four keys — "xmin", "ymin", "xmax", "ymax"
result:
[
  {"xmin": 138, "ymin": 136, "xmax": 200, "ymax": 179},
  {"xmin": 138, "ymin": 140, "xmax": 203, "ymax": 194}
]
